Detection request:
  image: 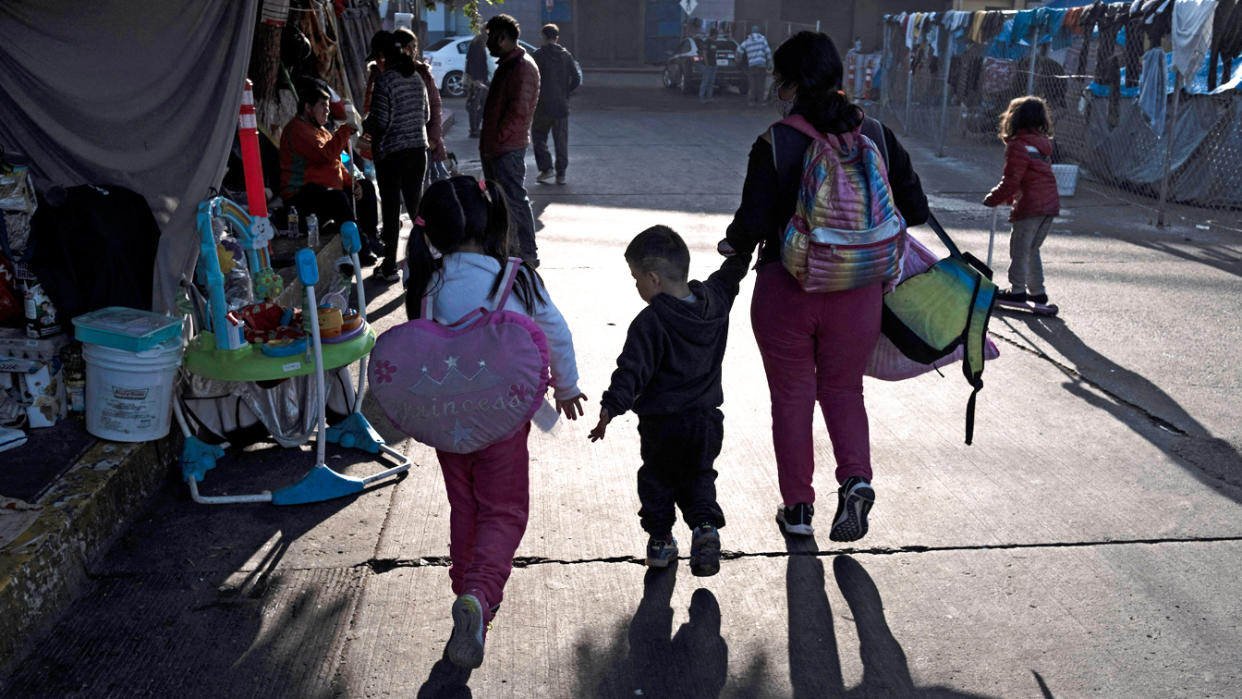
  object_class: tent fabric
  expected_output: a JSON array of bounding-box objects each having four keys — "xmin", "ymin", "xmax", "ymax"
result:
[{"xmin": 0, "ymin": 0, "xmax": 259, "ymax": 316}]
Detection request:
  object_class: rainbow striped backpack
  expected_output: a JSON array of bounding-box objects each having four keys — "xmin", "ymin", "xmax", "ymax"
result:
[{"xmin": 775, "ymin": 115, "xmax": 905, "ymax": 292}]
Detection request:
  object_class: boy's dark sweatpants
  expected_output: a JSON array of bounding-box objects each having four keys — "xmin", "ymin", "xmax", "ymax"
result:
[{"xmin": 636, "ymin": 408, "xmax": 726, "ymax": 536}]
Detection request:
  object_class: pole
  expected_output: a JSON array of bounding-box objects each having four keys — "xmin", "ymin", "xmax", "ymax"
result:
[
  {"xmin": 881, "ymin": 19, "xmax": 890, "ymax": 109},
  {"xmin": 987, "ymin": 206, "xmax": 998, "ymax": 269},
  {"xmin": 937, "ymin": 25, "xmax": 953, "ymax": 157},
  {"xmin": 1157, "ymin": 73, "xmax": 1182, "ymax": 227},
  {"xmin": 905, "ymin": 41, "xmax": 914, "ymax": 134},
  {"xmin": 1026, "ymin": 16, "xmax": 1038, "ymax": 96}
]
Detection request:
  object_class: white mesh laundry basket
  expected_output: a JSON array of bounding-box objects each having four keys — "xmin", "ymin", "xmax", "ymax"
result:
[{"xmin": 1051, "ymin": 164, "xmax": 1079, "ymax": 197}]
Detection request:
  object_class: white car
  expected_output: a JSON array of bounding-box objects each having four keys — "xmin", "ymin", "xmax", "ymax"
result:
[{"xmin": 424, "ymin": 36, "xmax": 581, "ymax": 98}]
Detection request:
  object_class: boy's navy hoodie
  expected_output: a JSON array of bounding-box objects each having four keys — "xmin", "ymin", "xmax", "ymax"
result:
[{"xmin": 601, "ymin": 254, "xmax": 751, "ymax": 418}]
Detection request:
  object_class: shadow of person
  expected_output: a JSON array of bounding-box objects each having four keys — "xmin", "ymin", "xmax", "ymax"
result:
[
  {"xmin": 784, "ymin": 533, "xmax": 845, "ymax": 698},
  {"xmin": 1001, "ymin": 314, "xmax": 1242, "ymax": 502},
  {"xmin": 669, "ymin": 589, "xmax": 729, "ymax": 698},
  {"xmin": 618, "ymin": 563, "xmax": 678, "ymax": 697},
  {"xmin": 833, "ymin": 555, "xmax": 915, "ymax": 696},
  {"xmin": 416, "ymin": 652, "xmax": 474, "ymax": 699}
]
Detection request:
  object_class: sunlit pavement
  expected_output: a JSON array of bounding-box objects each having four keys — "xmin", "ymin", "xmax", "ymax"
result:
[{"xmin": 5, "ymin": 78, "xmax": 1242, "ymax": 697}]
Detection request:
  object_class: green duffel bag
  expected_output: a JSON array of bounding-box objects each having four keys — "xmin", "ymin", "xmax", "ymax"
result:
[{"xmin": 881, "ymin": 213, "xmax": 997, "ymax": 445}]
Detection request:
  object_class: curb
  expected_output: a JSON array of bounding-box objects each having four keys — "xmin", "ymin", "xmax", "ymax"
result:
[{"xmin": 0, "ymin": 433, "xmax": 177, "ymax": 676}]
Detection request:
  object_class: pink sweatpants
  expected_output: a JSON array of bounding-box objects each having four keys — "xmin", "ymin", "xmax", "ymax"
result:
[
  {"xmin": 436, "ymin": 423, "xmax": 531, "ymax": 621},
  {"xmin": 751, "ymin": 264, "xmax": 882, "ymax": 506}
]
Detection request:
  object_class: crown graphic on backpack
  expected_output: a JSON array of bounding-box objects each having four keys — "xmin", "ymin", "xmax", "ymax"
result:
[
  {"xmin": 369, "ymin": 259, "xmax": 550, "ymax": 453},
  {"xmin": 775, "ymin": 114, "xmax": 906, "ymax": 293}
]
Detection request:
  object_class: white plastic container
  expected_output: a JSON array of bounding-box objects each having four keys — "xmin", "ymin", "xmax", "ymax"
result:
[
  {"xmin": 1051, "ymin": 164, "xmax": 1079, "ymax": 197},
  {"xmin": 82, "ymin": 337, "xmax": 183, "ymax": 442}
]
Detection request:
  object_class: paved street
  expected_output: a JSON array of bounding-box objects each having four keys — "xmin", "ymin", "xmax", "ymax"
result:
[{"xmin": 4, "ymin": 77, "xmax": 1242, "ymax": 697}]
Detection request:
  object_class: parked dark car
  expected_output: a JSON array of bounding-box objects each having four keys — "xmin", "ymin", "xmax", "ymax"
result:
[{"xmin": 662, "ymin": 36, "xmax": 747, "ymax": 95}]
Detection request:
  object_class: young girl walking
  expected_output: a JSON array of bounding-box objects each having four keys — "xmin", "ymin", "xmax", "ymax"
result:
[
  {"xmin": 983, "ymin": 96, "xmax": 1061, "ymax": 307},
  {"xmin": 405, "ymin": 175, "xmax": 587, "ymax": 670}
]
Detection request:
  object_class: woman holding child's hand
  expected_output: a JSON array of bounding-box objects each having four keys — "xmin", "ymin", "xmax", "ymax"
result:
[
  {"xmin": 556, "ymin": 393, "xmax": 588, "ymax": 420},
  {"xmin": 724, "ymin": 32, "xmax": 928, "ymax": 545}
]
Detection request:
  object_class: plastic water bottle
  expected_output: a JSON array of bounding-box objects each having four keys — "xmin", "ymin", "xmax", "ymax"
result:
[
  {"xmin": 306, "ymin": 213, "xmax": 319, "ymax": 248},
  {"xmin": 287, "ymin": 206, "xmax": 299, "ymax": 237}
]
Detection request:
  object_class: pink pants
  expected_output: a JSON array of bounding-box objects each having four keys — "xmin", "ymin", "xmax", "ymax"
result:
[
  {"xmin": 751, "ymin": 264, "xmax": 882, "ymax": 506},
  {"xmin": 436, "ymin": 423, "xmax": 531, "ymax": 621}
]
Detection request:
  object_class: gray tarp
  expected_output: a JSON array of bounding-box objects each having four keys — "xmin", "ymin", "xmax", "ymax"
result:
[{"xmin": 0, "ymin": 0, "xmax": 259, "ymax": 314}]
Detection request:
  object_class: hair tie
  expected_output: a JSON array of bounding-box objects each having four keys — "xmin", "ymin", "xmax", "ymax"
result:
[
  {"xmin": 413, "ymin": 216, "xmax": 425, "ymax": 227},
  {"xmin": 477, "ymin": 178, "xmax": 491, "ymax": 203},
  {"xmin": 837, "ymin": 90, "xmax": 846, "ymax": 97}
]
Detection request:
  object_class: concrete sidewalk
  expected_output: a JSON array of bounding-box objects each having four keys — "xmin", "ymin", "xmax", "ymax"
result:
[{"xmin": 3, "ymin": 90, "xmax": 1241, "ymax": 695}]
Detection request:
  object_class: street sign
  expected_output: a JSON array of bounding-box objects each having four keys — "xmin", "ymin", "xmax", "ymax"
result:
[{"xmin": 680, "ymin": 0, "xmax": 698, "ymax": 15}]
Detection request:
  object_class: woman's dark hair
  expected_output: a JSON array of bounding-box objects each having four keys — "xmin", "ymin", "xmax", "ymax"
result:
[
  {"xmin": 393, "ymin": 27, "xmax": 419, "ymax": 55},
  {"xmin": 380, "ymin": 32, "xmax": 416, "ymax": 77},
  {"xmin": 998, "ymin": 95, "xmax": 1054, "ymax": 141},
  {"xmin": 296, "ymin": 81, "xmax": 331, "ymax": 113},
  {"xmin": 772, "ymin": 31, "xmax": 864, "ymax": 134},
  {"xmin": 405, "ymin": 176, "xmax": 546, "ymax": 319}
]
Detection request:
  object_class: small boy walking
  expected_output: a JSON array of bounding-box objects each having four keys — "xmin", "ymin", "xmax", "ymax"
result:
[{"xmin": 589, "ymin": 225, "xmax": 751, "ymax": 577}]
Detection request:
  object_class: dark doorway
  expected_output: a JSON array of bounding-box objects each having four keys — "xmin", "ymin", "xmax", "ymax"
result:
[{"xmin": 576, "ymin": 0, "xmax": 643, "ymax": 66}]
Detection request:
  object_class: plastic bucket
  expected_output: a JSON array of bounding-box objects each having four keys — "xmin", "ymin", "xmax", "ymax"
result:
[
  {"xmin": 1051, "ymin": 164, "xmax": 1079, "ymax": 197},
  {"xmin": 82, "ymin": 338, "xmax": 183, "ymax": 442}
]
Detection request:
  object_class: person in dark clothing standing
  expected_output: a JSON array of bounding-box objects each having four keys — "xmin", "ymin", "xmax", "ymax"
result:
[
  {"xmin": 590, "ymin": 225, "xmax": 752, "ymax": 578},
  {"xmin": 465, "ymin": 18, "xmax": 490, "ymax": 138},
  {"xmin": 480, "ymin": 14, "xmax": 541, "ymax": 266},
  {"xmin": 531, "ymin": 24, "xmax": 581, "ymax": 185},
  {"xmin": 364, "ymin": 33, "xmax": 429, "ymax": 282}
]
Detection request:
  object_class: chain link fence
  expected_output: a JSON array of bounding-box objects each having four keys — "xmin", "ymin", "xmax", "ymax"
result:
[{"xmin": 871, "ymin": 17, "xmax": 1242, "ymax": 232}]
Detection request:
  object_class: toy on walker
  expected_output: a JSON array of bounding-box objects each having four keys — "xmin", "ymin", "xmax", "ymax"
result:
[{"xmin": 172, "ymin": 79, "xmax": 408, "ymax": 505}]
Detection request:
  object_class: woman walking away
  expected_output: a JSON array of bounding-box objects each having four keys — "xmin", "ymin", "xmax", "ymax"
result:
[
  {"xmin": 406, "ymin": 176, "xmax": 587, "ymax": 669},
  {"xmin": 364, "ymin": 32, "xmax": 429, "ymax": 282},
  {"xmin": 723, "ymin": 31, "xmax": 929, "ymax": 543},
  {"xmin": 983, "ymin": 96, "xmax": 1060, "ymax": 309}
]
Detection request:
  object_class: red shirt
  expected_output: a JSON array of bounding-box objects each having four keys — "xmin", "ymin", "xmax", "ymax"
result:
[
  {"xmin": 279, "ymin": 114, "xmax": 353, "ymax": 200},
  {"xmin": 983, "ymin": 130, "xmax": 1060, "ymax": 222},
  {"xmin": 480, "ymin": 47, "xmax": 540, "ymax": 160}
]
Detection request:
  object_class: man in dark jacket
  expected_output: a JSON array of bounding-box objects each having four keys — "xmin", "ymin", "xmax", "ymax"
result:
[
  {"xmin": 531, "ymin": 24, "xmax": 581, "ymax": 185},
  {"xmin": 480, "ymin": 14, "xmax": 541, "ymax": 265},
  {"xmin": 465, "ymin": 18, "xmax": 490, "ymax": 138}
]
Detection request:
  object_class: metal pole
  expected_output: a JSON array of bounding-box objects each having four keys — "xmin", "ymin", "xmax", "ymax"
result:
[
  {"xmin": 904, "ymin": 40, "xmax": 913, "ymax": 134},
  {"xmin": 881, "ymin": 20, "xmax": 890, "ymax": 109},
  {"xmin": 1157, "ymin": 74, "xmax": 1182, "ymax": 227},
  {"xmin": 1026, "ymin": 18, "xmax": 1038, "ymax": 96},
  {"xmin": 938, "ymin": 26, "xmax": 953, "ymax": 157}
]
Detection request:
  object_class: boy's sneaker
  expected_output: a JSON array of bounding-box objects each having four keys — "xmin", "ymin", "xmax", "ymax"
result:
[
  {"xmin": 1029, "ymin": 292, "xmax": 1049, "ymax": 305},
  {"xmin": 555, "ymin": 173, "xmax": 566, "ymax": 185},
  {"xmin": 536, "ymin": 169, "xmax": 554, "ymax": 183},
  {"xmin": 996, "ymin": 288, "xmax": 1028, "ymax": 304},
  {"xmin": 645, "ymin": 534, "xmax": 679, "ymax": 568},
  {"xmin": 829, "ymin": 476, "xmax": 876, "ymax": 542},
  {"xmin": 446, "ymin": 593, "xmax": 486, "ymax": 669},
  {"xmin": 689, "ymin": 523, "xmax": 721, "ymax": 577},
  {"xmin": 776, "ymin": 503, "xmax": 814, "ymax": 536}
]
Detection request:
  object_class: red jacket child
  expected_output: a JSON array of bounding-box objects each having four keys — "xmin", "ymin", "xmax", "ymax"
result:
[{"xmin": 983, "ymin": 129, "xmax": 1060, "ymax": 222}]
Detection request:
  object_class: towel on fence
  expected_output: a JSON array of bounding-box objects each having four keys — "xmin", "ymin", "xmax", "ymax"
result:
[
  {"xmin": 1138, "ymin": 47, "xmax": 1168, "ymax": 134},
  {"xmin": 1172, "ymin": 0, "xmax": 1217, "ymax": 76}
]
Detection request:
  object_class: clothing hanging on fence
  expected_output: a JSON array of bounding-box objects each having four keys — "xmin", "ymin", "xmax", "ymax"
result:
[
  {"xmin": 1138, "ymin": 46, "xmax": 1168, "ymax": 134},
  {"xmin": 1012, "ymin": 9, "xmax": 1036, "ymax": 46},
  {"xmin": 1208, "ymin": 0, "xmax": 1242, "ymax": 89},
  {"xmin": 906, "ymin": 13, "xmax": 918, "ymax": 49},
  {"xmin": 1172, "ymin": 0, "xmax": 1218, "ymax": 77},
  {"xmin": 969, "ymin": 12, "xmax": 987, "ymax": 44}
]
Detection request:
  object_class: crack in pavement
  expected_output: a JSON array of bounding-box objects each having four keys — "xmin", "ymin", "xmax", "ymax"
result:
[{"xmin": 360, "ymin": 534, "xmax": 1242, "ymax": 573}]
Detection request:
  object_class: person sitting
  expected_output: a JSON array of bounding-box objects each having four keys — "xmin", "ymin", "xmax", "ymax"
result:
[{"xmin": 278, "ymin": 82, "xmax": 377, "ymax": 262}]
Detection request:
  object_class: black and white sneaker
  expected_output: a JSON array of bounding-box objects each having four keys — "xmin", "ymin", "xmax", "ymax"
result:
[
  {"xmin": 776, "ymin": 503, "xmax": 814, "ymax": 536},
  {"xmin": 829, "ymin": 477, "xmax": 875, "ymax": 542},
  {"xmin": 689, "ymin": 523, "xmax": 721, "ymax": 577}
]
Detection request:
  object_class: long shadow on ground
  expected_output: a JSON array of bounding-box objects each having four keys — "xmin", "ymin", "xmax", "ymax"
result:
[{"xmin": 998, "ymin": 312, "xmax": 1242, "ymax": 503}]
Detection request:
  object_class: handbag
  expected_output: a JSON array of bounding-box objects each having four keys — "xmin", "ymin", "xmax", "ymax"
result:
[{"xmin": 880, "ymin": 213, "xmax": 998, "ymax": 444}]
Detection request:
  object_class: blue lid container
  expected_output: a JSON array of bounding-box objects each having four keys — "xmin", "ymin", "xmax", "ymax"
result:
[{"xmin": 72, "ymin": 307, "xmax": 184, "ymax": 353}]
